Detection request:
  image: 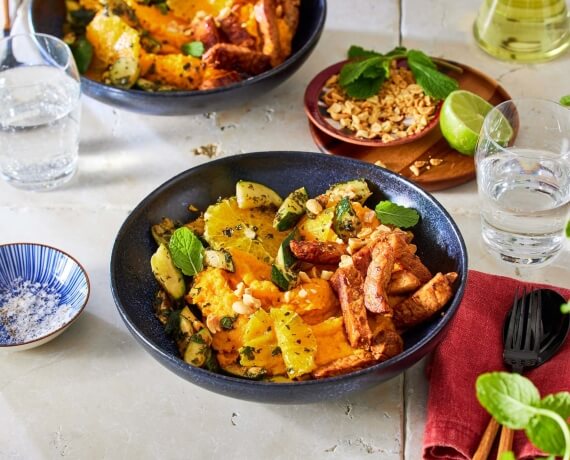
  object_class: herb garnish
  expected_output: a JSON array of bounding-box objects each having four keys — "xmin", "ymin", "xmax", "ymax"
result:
[
  {"xmin": 182, "ymin": 41, "xmax": 205, "ymax": 58},
  {"xmin": 169, "ymin": 227, "xmax": 204, "ymax": 276},
  {"xmin": 220, "ymin": 316, "xmax": 237, "ymax": 330},
  {"xmin": 339, "ymin": 45, "xmax": 459, "ymax": 100},
  {"xmin": 476, "ymin": 372, "xmax": 570, "ymax": 459},
  {"xmin": 375, "ymin": 200, "xmax": 420, "ymax": 228},
  {"xmin": 560, "ymin": 95, "xmax": 570, "ymax": 107}
]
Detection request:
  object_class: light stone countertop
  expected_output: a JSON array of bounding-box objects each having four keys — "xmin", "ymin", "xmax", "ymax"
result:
[{"xmin": 1, "ymin": 1, "xmax": 569, "ymax": 459}]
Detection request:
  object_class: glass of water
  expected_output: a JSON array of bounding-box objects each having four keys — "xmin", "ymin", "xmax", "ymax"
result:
[
  {"xmin": 0, "ymin": 33, "xmax": 81, "ymax": 191},
  {"xmin": 475, "ymin": 98, "xmax": 570, "ymax": 266}
]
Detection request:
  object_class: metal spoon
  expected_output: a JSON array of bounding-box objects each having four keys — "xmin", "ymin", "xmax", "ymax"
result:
[{"xmin": 473, "ymin": 288, "xmax": 570, "ymax": 460}]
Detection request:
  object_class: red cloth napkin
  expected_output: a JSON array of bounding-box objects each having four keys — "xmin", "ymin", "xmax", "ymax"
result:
[{"xmin": 423, "ymin": 269, "xmax": 570, "ymax": 460}]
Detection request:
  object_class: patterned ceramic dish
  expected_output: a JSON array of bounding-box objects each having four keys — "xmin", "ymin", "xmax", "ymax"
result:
[{"xmin": 0, "ymin": 243, "xmax": 90, "ymax": 351}]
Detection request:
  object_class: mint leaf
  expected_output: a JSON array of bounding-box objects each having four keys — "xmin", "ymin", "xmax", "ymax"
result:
[
  {"xmin": 407, "ymin": 49, "xmax": 437, "ymax": 69},
  {"xmin": 408, "ymin": 60, "xmax": 458, "ymax": 100},
  {"xmin": 562, "ymin": 303, "xmax": 570, "ymax": 314},
  {"xmin": 566, "ymin": 220, "xmax": 570, "ymax": 237},
  {"xmin": 181, "ymin": 41, "xmax": 204, "ymax": 57},
  {"xmin": 541, "ymin": 393, "xmax": 570, "ymax": 419},
  {"xmin": 168, "ymin": 227, "xmax": 204, "ymax": 276},
  {"xmin": 526, "ymin": 393, "xmax": 570, "ymax": 456},
  {"xmin": 476, "ymin": 372, "xmax": 541, "ymax": 429},
  {"xmin": 344, "ymin": 76, "xmax": 385, "ymax": 99},
  {"xmin": 339, "ymin": 56, "xmax": 384, "ymax": 87},
  {"xmin": 347, "ymin": 45, "xmax": 381, "ymax": 59},
  {"xmin": 374, "ymin": 201, "xmax": 420, "ymax": 228},
  {"xmin": 560, "ymin": 95, "xmax": 570, "ymax": 107}
]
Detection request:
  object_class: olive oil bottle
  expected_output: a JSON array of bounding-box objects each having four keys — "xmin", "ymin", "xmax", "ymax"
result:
[{"xmin": 473, "ymin": 0, "xmax": 570, "ymax": 62}]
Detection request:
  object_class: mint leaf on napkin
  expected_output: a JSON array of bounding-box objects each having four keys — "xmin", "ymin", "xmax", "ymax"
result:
[
  {"xmin": 560, "ymin": 95, "xmax": 570, "ymax": 107},
  {"xmin": 476, "ymin": 372, "xmax": 570, "ymax": 459},
  {"xmin": 374, "ymin": 201, "xmax": 420, "ymax": 228},
  {"xmin": 169, "ymin": 227, "xmax": 204, "ymax": 276}
]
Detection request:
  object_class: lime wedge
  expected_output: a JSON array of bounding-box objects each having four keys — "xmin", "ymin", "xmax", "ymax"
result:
[{"xmin": 440, "ymin": 90, "xmax": 494, "ymax": 155}]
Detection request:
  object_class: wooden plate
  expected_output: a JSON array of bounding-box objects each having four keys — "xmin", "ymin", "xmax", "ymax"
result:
[{"xmin": 307, "ymin": 61, "xmax": 511, "ymax": 191}]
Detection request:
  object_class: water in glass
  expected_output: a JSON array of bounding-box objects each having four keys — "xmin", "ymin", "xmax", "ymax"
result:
[
  {"xmin": 476, "ymin": 99, "xmax": 570, "ymax": 265},
  {"xmin": 0, "ymin": 66, "xmax": 81, "ymax": 191}
]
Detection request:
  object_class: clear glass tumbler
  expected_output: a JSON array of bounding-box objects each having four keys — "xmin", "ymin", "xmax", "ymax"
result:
[
  {"xmin": 0, "ymin": 33, "xmax": 81, "ymax": 191},
  {"xmin": 475, "ymin": 99, "xmax": 570, "ymax": 266}
]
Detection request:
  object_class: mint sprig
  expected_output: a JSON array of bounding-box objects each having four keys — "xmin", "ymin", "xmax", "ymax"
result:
[
  {"xmin": 339, "ymin": 46, "xmax": 459, "ymax": 100},
  {"xmin": 374, "ymin": 200, "xmax": 420, "ymax": 228},
  {"xmin": 168, "ymin": 227, "xmax": 204, "ymax": 276},
  {"xmin": 476, "ymin": 372, "xmax": 570, "ymax": 459},
  {"xmin": 560, "ymin": 95, "xmax": 570, "ymax": 107}
]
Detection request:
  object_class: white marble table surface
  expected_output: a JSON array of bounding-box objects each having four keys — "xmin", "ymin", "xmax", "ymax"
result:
[{"xmin": 1, "ymin": 1, "xmax": 569, "ymax": 459}]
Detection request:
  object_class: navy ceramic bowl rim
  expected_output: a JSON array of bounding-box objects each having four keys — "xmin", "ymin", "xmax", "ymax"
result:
[
  {"xmin": 0, "ymin": 242, "xmax": 91, "ymax": 348},
  {"xmin": 28, "ymin": 1, "xmax": 327, "ymax": 100},
  {"xmin": 110, "ymin": 151, "xmax": 468, "ymax": 391}
]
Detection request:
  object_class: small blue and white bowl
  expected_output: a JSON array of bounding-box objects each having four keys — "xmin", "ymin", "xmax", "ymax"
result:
[{"xmin": 0, "ymin": 243, "xmax": 90, "ymax": 351}]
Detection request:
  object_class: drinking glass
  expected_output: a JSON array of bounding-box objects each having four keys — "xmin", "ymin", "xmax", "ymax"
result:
[
  {"xmin": 0, "ymin": 33, "xmax": 81, "ymax": 191},
  {"xmin": 475, "ymin": 99, "xmax": 570, "ymax": 265},
  {"xmin": 473, "ymin": 0, "xmax": 570, "ymax": 63}
]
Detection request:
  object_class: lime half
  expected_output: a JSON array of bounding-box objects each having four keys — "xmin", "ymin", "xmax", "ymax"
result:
[{"xmin": 440, "ymin": 90, "xmax": 494, "ymax": 155}]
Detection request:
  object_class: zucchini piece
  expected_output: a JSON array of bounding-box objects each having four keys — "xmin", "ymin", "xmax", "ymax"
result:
[
  {"xmin": 108, "ymin": 56, "xmax": 140, "ymax": 89},
  {"xmin": 203, "ymin": 248, "xmax": 235, "ymax": 272},
  {"xmin": 271, "ymin": 264, "xmax": 297, "ymax": 291},
  {"xmin": 183, "ymin": 328, "xmax": 213, "ymax": 367},
  {"xmin": 273, "ymin": 187, "xmax": 308, "ymax": 231},
  {"xmin": 333, "ymin": 197, "xmax": 362, "ymax": 241},
  {"xmin": 236, "ymin": 180, "xmax": 283, "ymax": 210},
  {"xmin": 275, "ymin": 229, "xmax": 298, "ymax": 271},
  {"xmin": 151, "ymin": 217, "xmax": 177, "ymax": 246},
  {"xmin": 150, "ymin": 244, "xmax": 186, "ymax": 300},
  {"xmin": 326, "ymin": 179, "xmax": 372, "ymax": 204},
  {"xmin": 222, "ymin": 363, "xmax": 268, "ymax": 380},
  {"xmin": 154, "ymin": 290, "xmax": 173, "ymax": 325},
  {"xmin": 70, "ymin": 37, "xmax": 93, "ymax": 74}
]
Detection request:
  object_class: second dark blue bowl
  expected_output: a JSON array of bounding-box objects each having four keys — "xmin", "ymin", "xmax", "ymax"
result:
[{"xmin": 29, "ymin": 0, "xmax": 326, "ymax": 115}]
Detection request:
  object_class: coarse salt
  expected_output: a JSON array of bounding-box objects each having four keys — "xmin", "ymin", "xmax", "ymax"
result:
[{"xmin": 0, "ymin": 278, "xmax": 75, "ymax": 344}]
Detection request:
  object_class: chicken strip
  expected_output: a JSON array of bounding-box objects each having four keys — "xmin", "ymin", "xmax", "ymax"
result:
[
  {"xmin": 367, "ymin": 313, "xmax": 404, "ymax": 360},
  {"xmin": 312, "ymin": 350, "xmax": 378, "ymax": 379},
  {"xmin": 393, "ymin": 272, "xmax": 458, "ymax": 329},
  {"xmin": 254, "ymin": 0, "xmax": 282, "ymax": 66},
  {"xmin": 219, "ymin": 11, "xmax": 257, "ymax": 49},
  {"xmin": 364, "ymin": 240, "xmax": 394, "ymax": 315},
  {"xmin": 329, "ymin": 265, "xmax": 372, "ymax": 349},
  {"xmin": 388, "ymin": 270, "xmax": 422, "ymax": 295},
  {"xmin": 202, "ymin": 43, "xmax": 272, "ymax": 75},
  {"xmin": 191, "ymin": 16, "xmax": 222, "ymax": 50},
  {"xmin": 289, "ymin": 240, "xmax": 347, "ymax": 265},
  {"xmin": 199, "ymin": 70, "xmax": 241, "ymax": 90},
  {"xmin": 396, "ymin": 251, "xmax": 433, "ymax": 284}
]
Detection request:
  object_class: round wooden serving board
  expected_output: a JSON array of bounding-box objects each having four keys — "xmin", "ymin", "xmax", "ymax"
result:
[{"xmin": 308, "ymin": 61, "xmax": 511, "ymax": 192}]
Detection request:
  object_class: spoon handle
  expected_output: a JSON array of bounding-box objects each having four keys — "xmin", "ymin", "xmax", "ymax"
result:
[{"xmin": 496, "ymin": 427, "xmax": 514, "ymax": 459}]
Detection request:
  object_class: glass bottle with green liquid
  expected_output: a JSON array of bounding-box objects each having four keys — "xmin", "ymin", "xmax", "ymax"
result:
[{"xmin": 473, "ymin": 0, "xmax": 570, "ymax": 62}]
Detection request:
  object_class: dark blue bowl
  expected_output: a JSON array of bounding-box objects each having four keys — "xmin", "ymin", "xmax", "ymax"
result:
[
  {"xmin": 110, "ymin": 151, "xmax": 468, "ymax": 403},
  {"xmin": 29, "ymin": 0, "xmax": 326, "ymax": 116}
]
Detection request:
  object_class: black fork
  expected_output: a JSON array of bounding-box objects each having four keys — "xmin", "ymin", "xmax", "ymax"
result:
[
  {"xmin": 503, "ymin": 287, "xmax": 543, "ymax": 374},
  {"xmin": 497, "ymin": 288, "xmax": 543, "ymax": 456}
]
